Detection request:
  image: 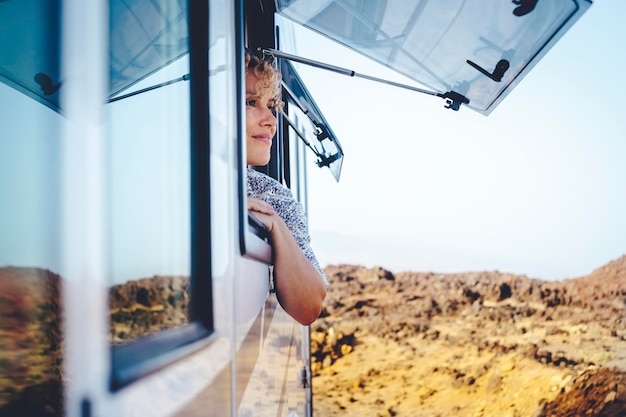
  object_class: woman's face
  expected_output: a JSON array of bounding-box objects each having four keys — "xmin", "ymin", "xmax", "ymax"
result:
[{"xmin": 246, "ymin": 70, "xmax": 277, "ymax": 166}]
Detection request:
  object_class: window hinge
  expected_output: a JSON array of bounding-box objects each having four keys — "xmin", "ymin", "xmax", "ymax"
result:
[
  {"xmin": 300, "ymin": 366, "xmax": 311, "ymax": 389},
  {"xmin": 269, "ymin": 265, "xmax": 276, "ymax": 293}
]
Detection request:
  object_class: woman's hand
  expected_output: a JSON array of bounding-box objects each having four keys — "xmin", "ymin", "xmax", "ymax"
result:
[
  {"xmin": 247, "ymin": 197, "xmax": 276, "ymax": 231},
  {"xmin": 247, "ymin": 197, "xmax": 283, "ymax": 237},
  {"xmin": 247, "ymin": 197, "xmax": 327, "ymax": 325}
]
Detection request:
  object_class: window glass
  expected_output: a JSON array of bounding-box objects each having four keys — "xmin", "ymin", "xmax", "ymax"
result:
[
  {"xmin": 0, "ymin": 39, "xmax": 64, "ymax": 417},
  {"xmin": 0, "ymin": 86, "xmax": 64, "ymax": 416},
  {"xmin": 275, "ymin": 0, "xmax": 591, "ymax": 114},
  {"xmin": 107, "ymin": 0, "xmax": 191, "ymax": 345},
  {"xmin": 283, "ymin": 101, "xmax": 310, "ymax": 203}
]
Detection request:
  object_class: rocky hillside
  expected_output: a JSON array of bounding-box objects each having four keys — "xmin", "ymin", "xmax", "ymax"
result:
[{"xmin": 312, "ymin": 256, "xmax": 626, "ymax": 417}]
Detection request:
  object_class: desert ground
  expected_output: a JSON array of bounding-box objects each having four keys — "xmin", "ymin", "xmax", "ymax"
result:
[{"xmin": 311, "ymin": 256, "xmax": 626, "ymax": 417}]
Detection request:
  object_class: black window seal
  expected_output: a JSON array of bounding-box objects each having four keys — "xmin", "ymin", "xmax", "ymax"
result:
[{"xmin": 238, "ymin": 0, "xmax": 274, "ymax": 263}]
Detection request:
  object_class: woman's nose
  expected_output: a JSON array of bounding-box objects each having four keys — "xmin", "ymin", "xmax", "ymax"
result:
[{"xmin": 260, "ymin": 107, "xmax": 277, "ymax": 127}]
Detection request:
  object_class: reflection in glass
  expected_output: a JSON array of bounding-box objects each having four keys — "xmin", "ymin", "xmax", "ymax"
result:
[
  {"xmin": 0, "ymin": 268, "xmax": 64, "ymax": 417},
  {"xmin": 109, "ymin": 275, "xmax": 190, "ymax": 344},
  {"xmin": 1, "ymin": 1, "xmax": 64, "ymax": 411},
  {"xmin": 107, "ymin": 0, "xmax": 191, "ymax": 345}
]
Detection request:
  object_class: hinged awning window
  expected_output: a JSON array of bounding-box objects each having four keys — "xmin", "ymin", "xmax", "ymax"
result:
[
  {"xmin": 275, "ymin": 0, "xmax": 592, "ymax": 114},
  {"xmin": 280, "ymin": 60, "xmax": 344, "ymax": 181}
]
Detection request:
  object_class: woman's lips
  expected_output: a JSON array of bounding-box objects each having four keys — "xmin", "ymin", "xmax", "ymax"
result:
[{"xmin": 252, "ymin": 135, "xmax": 272, "ymax": 145}]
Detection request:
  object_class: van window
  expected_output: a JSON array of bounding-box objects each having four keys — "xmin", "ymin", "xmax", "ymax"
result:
[
  {"xmin": 107, "ymin": 5, "xmax": 191, "ymax": 345},
  {"xmin": 239, "ymin": 54, "xmax": 344, "ymax": 262},
  {"xmin": 107, "ymin": 0, "xmax": 213, "ymax": 389},
  {"xmin": 0, "ymin": 2, "xmax": 64, "ymax": 415}
]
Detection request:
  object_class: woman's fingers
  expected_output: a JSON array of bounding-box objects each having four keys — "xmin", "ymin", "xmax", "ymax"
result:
[
  {"xmin": 248, "ymin": 197, "xmax": 282, "ymax": 233},
  {"xmin": 247, "ymin": 197, "xmax": 275, "ymax": 215}
]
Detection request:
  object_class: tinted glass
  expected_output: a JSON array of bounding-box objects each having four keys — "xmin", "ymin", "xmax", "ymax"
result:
[
  {"xmin": 0, "ymin": 3, "xmax": 64, "ymax": 414},
  {"xmin": 276, "ymin": 0, "xmax": 592, "ymax": 114},
  {"xmin": 107, "ymin": 0, "xmax": 191, "ymax": 345}
]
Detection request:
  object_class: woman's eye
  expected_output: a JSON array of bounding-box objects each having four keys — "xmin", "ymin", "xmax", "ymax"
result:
[{"xmin": 245, "ymin": 99, "xmax": 257, "ymax": 107}]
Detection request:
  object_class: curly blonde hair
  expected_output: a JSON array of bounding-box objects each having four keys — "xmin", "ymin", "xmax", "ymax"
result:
[{"xmin": 245, "ymin": 50, "xmax": 284, "ymax": 112}]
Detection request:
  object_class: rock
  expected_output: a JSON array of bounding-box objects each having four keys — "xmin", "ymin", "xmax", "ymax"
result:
[{"xmin": 313, "ymin": 256, "xmax": 626, "ymax": 416}]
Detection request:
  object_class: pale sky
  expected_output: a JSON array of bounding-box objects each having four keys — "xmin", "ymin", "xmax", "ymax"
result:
[{"xmin": 284, "ymin": 1, "xmax": 626, "ymax": 280}]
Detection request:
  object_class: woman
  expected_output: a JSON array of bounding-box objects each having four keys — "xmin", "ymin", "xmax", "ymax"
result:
[{"xmin": 245, "ymin": 50, "xmax": 327, "ymax": 326}]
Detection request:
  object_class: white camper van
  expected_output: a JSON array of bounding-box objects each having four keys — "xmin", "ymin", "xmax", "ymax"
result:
[{"xmin": 0, "ymin": 1, "xmax": 590, "ymax": 416}]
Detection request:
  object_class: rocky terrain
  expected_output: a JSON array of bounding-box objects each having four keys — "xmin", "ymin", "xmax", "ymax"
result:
[{"xmin": 311, "ymin": 256, "xmax": 626, "ymax": 417}]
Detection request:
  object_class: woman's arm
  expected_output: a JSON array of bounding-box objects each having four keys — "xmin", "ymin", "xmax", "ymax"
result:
[{"xmin": 248, "ymin": 197, "xmax": 327, "ymax": 325}]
